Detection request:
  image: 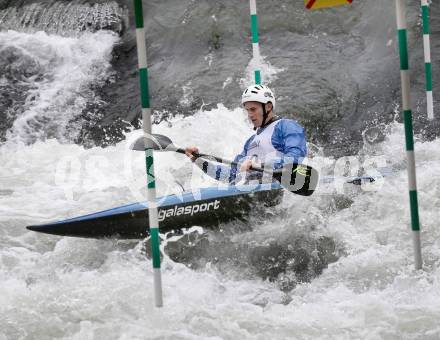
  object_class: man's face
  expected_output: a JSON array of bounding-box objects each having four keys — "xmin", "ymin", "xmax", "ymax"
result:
[{"xmin": 244, "ymin": 101, "xmax": 271, "ymax": 128}]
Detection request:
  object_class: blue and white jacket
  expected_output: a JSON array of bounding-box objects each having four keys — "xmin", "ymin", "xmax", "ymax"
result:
[{"xmin": 197, "ymin": 117, "xmax": 307, "ymax": 183}]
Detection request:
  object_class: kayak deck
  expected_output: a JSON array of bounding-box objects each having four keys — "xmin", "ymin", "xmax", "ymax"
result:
[
  {"xmin": 27, "ymin": 168, "xmax": 394, "ymax": 239},
  {"xmin": 27, "ymin": 183, "xmax": 283, "ymax": 239}
]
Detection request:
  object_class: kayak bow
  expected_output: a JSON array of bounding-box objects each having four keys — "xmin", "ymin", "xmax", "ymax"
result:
[{"xmin": 27, "ymin": 183, "xmax": 283, "ymax": 239}]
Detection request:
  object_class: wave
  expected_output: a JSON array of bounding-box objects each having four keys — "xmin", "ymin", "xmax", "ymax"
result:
[
  {"xmin": 0, "ymin": 0, "xmax": 127, "ymax": 36},
  {"xmin": 0, "ymin": 30, "xmax": 119, "ymax": 144}
]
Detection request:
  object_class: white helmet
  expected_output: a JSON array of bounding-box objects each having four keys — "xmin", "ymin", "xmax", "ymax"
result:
[{"xmin": 241, "ymin": 84, "xmax": 276, "ymax": 110}]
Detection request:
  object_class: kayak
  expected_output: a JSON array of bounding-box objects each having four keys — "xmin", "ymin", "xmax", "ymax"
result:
[
  {"xmin": 26, "ymin": 170, "xmax": 388, "ymax": 239},
  {"xmin": 26, "ymin": 183, "xmax": 284, "ymax": 239}
]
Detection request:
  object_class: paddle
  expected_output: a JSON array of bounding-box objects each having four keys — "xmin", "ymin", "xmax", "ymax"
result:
[
  {"xmin": 130, "ymin": 134, "xmax": 319, "ymax": 196},
  {"xmin": 131, "ymin": 134, "xmax": 227, "ymax": 164}
]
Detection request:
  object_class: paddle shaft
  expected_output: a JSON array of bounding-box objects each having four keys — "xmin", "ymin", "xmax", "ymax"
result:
[
  {"xmin": 131, "ymin": 135, "xmax": 277, "ymax": 172},
  {"xmin": 131, "ymin": 134, "xmax": 317, "ymax": 196},
  {"xmin": 174, "ymin": 148, "xmax": 228, "ymax": 165},
  {"xmin": 175, "ymin": 147, "xmax": 291, "ymax": 174}
]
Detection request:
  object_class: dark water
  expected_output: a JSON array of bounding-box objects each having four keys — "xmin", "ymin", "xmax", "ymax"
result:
[
  {"xmin": 1, "ymin": 0, "xmax": 439, "ymax": 286},
  {"xmin": 1, "ymin": 0, "xmax": 439, "ymax": 151},
  {"xmin": 3, "ymin": 4, "xmax": 440, "ymax": 336}
]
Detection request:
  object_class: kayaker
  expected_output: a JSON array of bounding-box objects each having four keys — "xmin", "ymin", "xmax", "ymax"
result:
[{"xmin": 185, "ymin": 84, "xmax": 307, "ymax": 183}]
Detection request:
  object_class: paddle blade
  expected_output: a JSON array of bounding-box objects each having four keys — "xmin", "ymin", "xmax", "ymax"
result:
[
  {"xmin": 275, "ymin": 164, "xmax": 319, "ymax": 196},
  {"xmin": 130, "ymin": 134, "xmax": 176, "ymax": 152}
]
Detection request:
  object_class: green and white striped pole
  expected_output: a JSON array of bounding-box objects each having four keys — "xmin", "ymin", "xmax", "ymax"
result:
[
  {"xmin": 133, "ymin": 0, "xmax": 163, "ymax": 307},
  {"xmin": 249, "ymin": 0, "xmax": 261, "ymax": 84},
  {"xmin": 421, "ymin": 0, "xmax": 434, "ymax": 120},
  {"xmin": 395, "ymin": 0, "xmax": 422, "ymax": 270}
]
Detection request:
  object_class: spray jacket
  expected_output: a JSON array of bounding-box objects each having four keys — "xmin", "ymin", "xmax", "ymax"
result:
[{"xmin": 196, "ymin": 117, "xmax": 307, "ymax": 183}]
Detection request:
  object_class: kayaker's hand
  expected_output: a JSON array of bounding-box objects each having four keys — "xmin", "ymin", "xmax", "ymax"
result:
[
  {"xmin": 185, "ymin": 147, "xmax": 199, "ymax": 162},
  {"xmin": 240, "ymin": 159, "xmax": 253, "ymax": 172}
]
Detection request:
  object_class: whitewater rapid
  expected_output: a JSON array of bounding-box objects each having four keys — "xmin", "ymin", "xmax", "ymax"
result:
[
  {"xmin": 0, "ymin": 29, "xmax": 118, "ymax": 144},
  {"xmin": 3, "ymin": 111, "xmax": 440, "ymax": 339},
  {"xmin": 2, "ymin": 29, "xmax": 440, "ymax": 340}
]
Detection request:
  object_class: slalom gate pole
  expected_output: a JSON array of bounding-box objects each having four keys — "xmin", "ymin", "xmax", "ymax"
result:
[
  {"xmin": 249, "ymin": 0, "xmax": 261, "ymax": 84},
  {"xmin": 395, "ymin": 0, "xmax": 423, "ymax": 270},
  {"xmin": 421, "ymin": 0, "xmax": 434, "ymax": 120},
  {"xmin": 133, "ymin": 0, "xmax": 163, "ymax": 307}
]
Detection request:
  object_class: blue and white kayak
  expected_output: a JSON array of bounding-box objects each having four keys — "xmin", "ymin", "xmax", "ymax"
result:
[
  {"xmin": 26, "ymin": 169, "xmax": 391, "ymax": 239},
  {"xmin": 26, "ymin": 183, "xmax": 284, "ymax": 239}
]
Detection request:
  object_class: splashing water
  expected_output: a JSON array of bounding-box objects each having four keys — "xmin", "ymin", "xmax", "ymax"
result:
[
  {"xmin": 2, "ymin": 98, "xmax": 440, "ymax": 337},
  {"xmin": 0, "ymin": 1, "xmax": 127, "ymax": 36},
  {"xmin": 0, "ymin": 30, "xmax": 119, "ymax": 144},
  {"xmin": 1, "ymin": 14, "xmax": 440, "ymax": 338}
]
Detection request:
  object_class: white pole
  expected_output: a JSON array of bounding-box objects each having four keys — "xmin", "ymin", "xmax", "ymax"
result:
[
  {"xmin": 249, "ymin": 0, "xmax": 261, "ymax": 84},
  {"xmin": 133, "ymin": 0, "xmax": 163, "ymax": 307},
  {"xmin": 395, "ymin": 0, "xmax": 423, "ymax": 270},
  {"xmin": 421, "ymin": 0, "xmax": 434, "ymax": 120}
]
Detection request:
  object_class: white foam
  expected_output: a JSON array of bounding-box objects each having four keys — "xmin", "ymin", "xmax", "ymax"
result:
[
  {"xmin": 1, "ymin": 30, "xmax": 118, "ymax": 144},
  {"xmin": 2, "ymin": 37, "xmax": 440, "ymax": 339},
  {"xmin": 240, "ymin": 54, "xmax": 284, "ymax": 88}
]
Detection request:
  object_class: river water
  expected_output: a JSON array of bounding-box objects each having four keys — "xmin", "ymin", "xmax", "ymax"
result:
[{"xmin": 2, "ymin": 1, "xmax": 440, "ymax": 339}]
